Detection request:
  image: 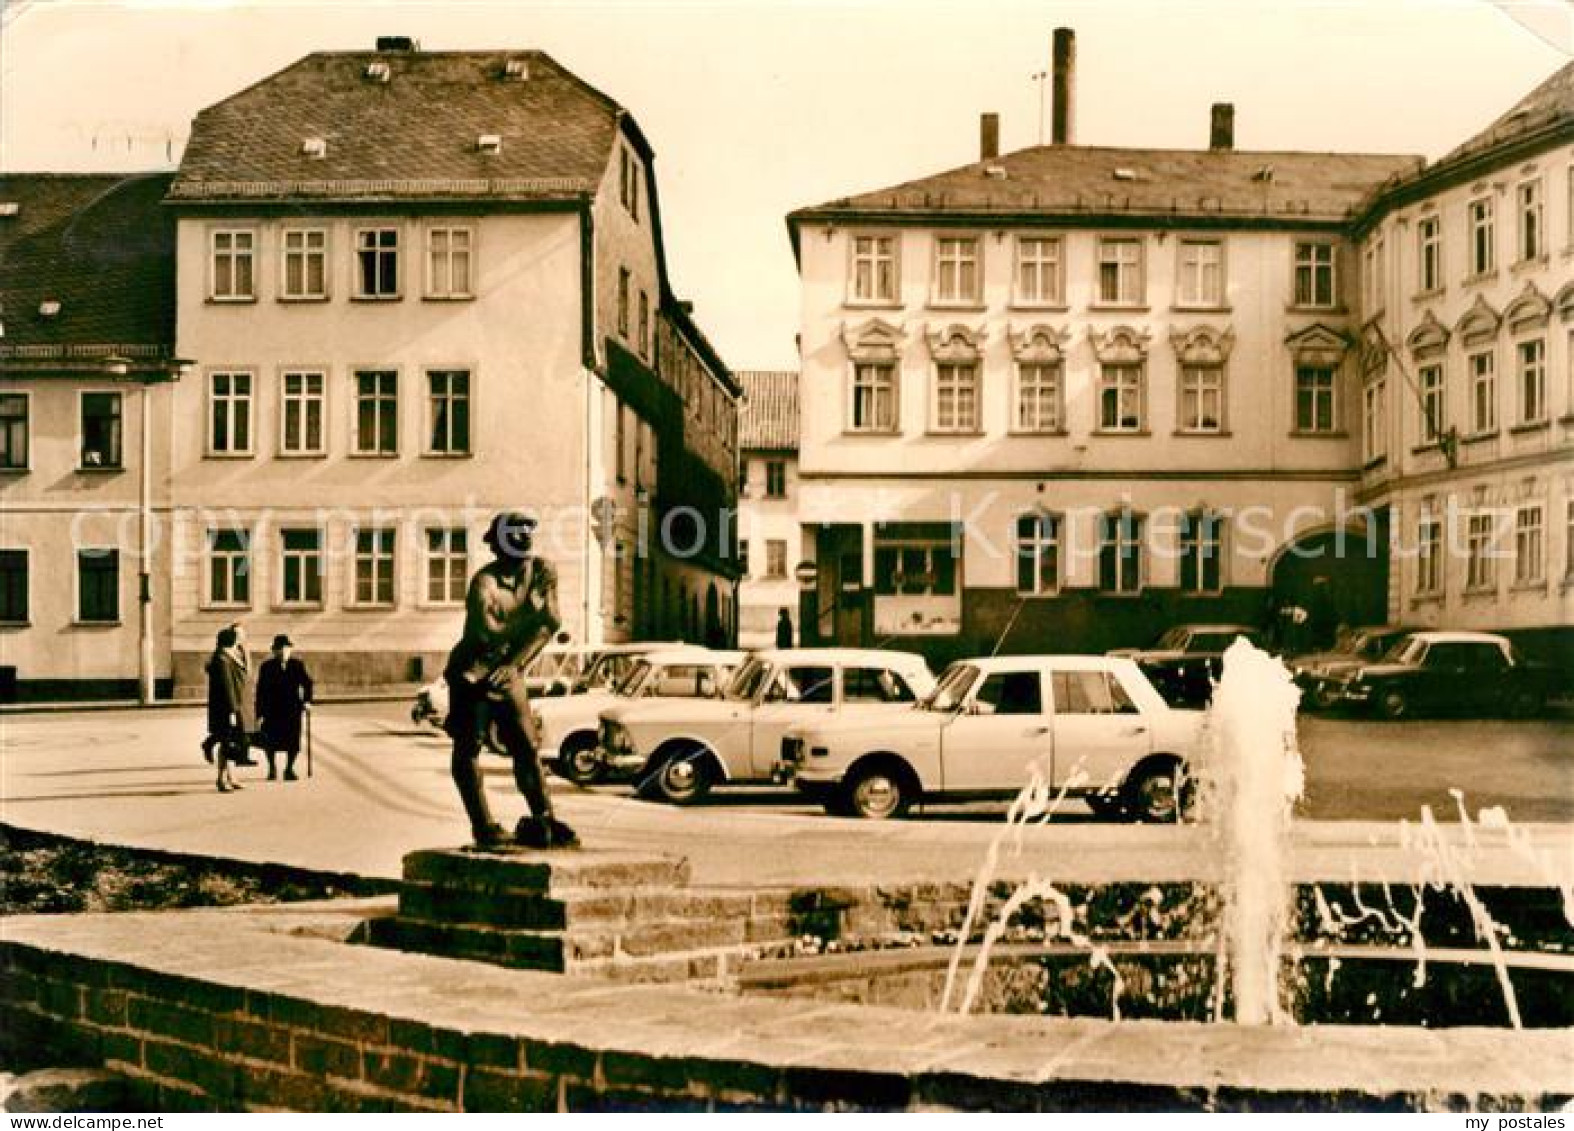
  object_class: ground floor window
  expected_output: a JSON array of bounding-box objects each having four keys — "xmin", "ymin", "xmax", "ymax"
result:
[
  {"xmin": 1014, "ymin": 512, "xmax": 1059, "ymax": 596},
  {"xmin": 77, "ymin": 549, "xmax": 119, "ymax": 623},
  {"xmin": 206, "ymin": 529, "xmax": 251, "ymax": 608},
  {"xmin": 1099, "ymin": 511, "xmax": 1143, "ymax": 594},
  {"xmin": 1178, "ymin": 511, "xmax": 1223, "ymax": 594},
  {"xmin": 279, "ymin": 528, "xmax": 323, "ymax": 607},
  {"xmin": 1465, "ymin": 512, "xmax": 1497, "ymax": 592},
  {"xmin": 354, "ymin": 528, "xmax": 397, "ymax": 607},
  {"xmin": 1514, "ymin": 505, "xmax": 1544, "ymax": 585},
  {"xmin": 0, "ymin": 549, "xmax": 27, "ymax": 623},
  {"xmin": 425, "ymin": 528, "xmax": 468, "ymax": 604},
  {"xmin": 1416, "ymin": 515, "xmax": 1442, "ymax": 596}
]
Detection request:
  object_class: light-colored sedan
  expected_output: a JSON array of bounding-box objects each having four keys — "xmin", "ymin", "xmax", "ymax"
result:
[
  {"xmin": 596, "ymin": 648, "xmax": 936, "ymax": 804},
  {"xmin": 536, "ymin": 648, "xmax": 745, "ymax": 785},
  {"xmin": 777, "ymin": 655, "xmax": 1203, "ymax": 822}
]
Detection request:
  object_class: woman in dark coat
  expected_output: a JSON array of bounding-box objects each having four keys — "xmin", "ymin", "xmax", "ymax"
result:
[
  {"xmin": 256, "ymin": 634, "xmax": 313, "ymax": 781},
  {"xmin": 206, "ymin": 623, "xmax": 250, "ymax": 792}
]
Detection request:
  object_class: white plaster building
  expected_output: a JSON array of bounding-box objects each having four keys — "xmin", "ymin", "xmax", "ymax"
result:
[{"xmin": 735, "ymin": 370, "xmax": 802, "ymax": 647}]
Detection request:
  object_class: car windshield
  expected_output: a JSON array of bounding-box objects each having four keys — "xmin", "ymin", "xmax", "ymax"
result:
[
  {"xmin": 726, "ymin": 658, "xmax": 770, "ymax": 701},
  {"xmin": 922, "ymin": 663, "xmax": 980, "ymax": 711},
  {"xmin": 614, "ymin": 660, "xmax": 653, "ymax": 697},
  {"xmin": 1384, "ymin": 636, "xmax": 1425, "ymax": 664},
  {"xmin": 580, "ymin": 652, "xmax": 636, "ymax": 691},
  {"xmin": 1152, "ymin": 627, "xmax": 1189, "ymax": 650},
  {"xmin": 1353, "ymin": 631, "xmax": 1392, "ymax": 659}
]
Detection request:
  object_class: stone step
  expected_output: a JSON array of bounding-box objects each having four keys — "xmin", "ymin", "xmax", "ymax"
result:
[
  {"xmin": 400, "ymin": 848, "xmax": 690, "ymax": 895},
  {"xmin": 397, "ymin": 882, "xmax": 758, "ymax": 933}
]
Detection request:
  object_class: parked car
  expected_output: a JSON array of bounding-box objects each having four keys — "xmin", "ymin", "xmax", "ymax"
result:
[
  {"xmin": 1108, "ymin": 624, "xmax": 1265, "ymax": 707},
  {"xmin": 777, "ymin": 655, "xmax": 1203, "ymax": 822},
  {"xmin": 595, "ymin": 648, "xmax": 936, "ymax": 804},
  {"xmin": 1311, "ymin": 631, "xmax": 1556, "ymax": 719},
  {"xmin": 536, "ymin": 648, "xmax": 745, "ymax": 785},
  {"xmin": 1290, "ymin": 625, "xmax": 1415, "ymax": 710}
]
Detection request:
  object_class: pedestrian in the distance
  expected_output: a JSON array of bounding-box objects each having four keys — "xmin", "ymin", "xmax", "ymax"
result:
[
  {"xmin": 206, "ymin": 623, "xmax": 251, "ymax": 793},
  {"xmin": 256, "ymin": 634, "xmax": 313, "ymax": 782},
  {"xmin": 775, "ymin": 606, "xmax": 795, "ymax": 649}
]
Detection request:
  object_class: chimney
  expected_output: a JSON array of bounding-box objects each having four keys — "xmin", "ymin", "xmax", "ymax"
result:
[
  {"xmin": 375, "ymin": 35, "xmax": 419, "ymax": 52},
  {"xmin": 1210, "ymin": 102, "xmax": 1235, "ymax": 150},
  {"xmin": 1051, "ymin": 27, "xmax": 1076, "ymax": 145},
  {"xmin": 980, "ymin": 113, "xmax": 1000, "ymax": 162}
]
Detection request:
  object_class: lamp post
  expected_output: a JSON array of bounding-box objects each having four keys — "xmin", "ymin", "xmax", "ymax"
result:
[{"xmin": 103, "ymin": 354, "xmax": 190, "ymax": 704}]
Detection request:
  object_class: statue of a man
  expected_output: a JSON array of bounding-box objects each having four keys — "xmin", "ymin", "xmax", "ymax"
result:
[{"xmin": 444, "ymin": 511, "xmax": 578, "ymax": 849}]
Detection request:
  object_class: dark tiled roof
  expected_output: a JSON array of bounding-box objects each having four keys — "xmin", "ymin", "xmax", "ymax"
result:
[
  {"xmin": 171, "ymin": 50, "xmax": 621, "ymax": 203},
  {"xmin": 0, "ymin": 173, "xmax": 176, "ymax": 354},
  {"xmin": 1440, "ymin": 59, "xmax": 1574, "ymax": 167},
  {"xmin": 738, "ymin": 369, "xmax": 798, "ymax": 451},
  {"xmin": 790, "ymin": 146, "xmax": 1421, "ymax": 228}
]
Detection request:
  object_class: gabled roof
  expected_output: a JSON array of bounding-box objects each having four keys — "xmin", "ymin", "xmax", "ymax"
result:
[
  {"xmin": 0, "ymin": 173, "xmax": 176, "ymax": 356},
  {"xmin": 1439, "ymin": 59, "xmax": 1574, "ymax": 169},
  {"xmin": 170, "ymin": 50, "xmax": 627, "ymax": 204},
  {"xmin": 737, "ymin": 369, "xmax": 798, "ymax": 451},
  {"xmin": 788, "ymin": 145, "xmax": 1420, "ymax": 243}
]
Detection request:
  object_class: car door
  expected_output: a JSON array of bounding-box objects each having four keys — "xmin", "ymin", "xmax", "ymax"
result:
[
  {"xmin": 1459, "ymin": 644, "xmax": 1511, "ymax": 713},
  {"xmin": 1048, "ymin": 668, "xmax": 1153, "ymax": 795},
  {"xmin": 748, "ymin": 664, "xmax": 837, "ymax": 780},
  {"xmin": 939, "ymin": 667, "xmax": 1052, "ymax": 793},
  {"xmin": 1416, "ymin": 643, "xmax": 1471, "ymax": 712}
]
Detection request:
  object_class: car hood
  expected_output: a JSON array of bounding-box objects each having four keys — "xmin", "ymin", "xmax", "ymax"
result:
[
  {"xmin": 601, "ymin": 697, "xmax": 739, "ymax": 727},
  {"xmin": 534, "ymin": 690, "xmax": 617, "ymax": 723},
  {"xmin": 1343, "ymin": 662, "xmax": 1416, "ymax": 680},
  {"xmin": 1294, "ymin": 654, "xmax": 1365, "ymax": 675},
  {"xmin": 789, "ymin": 708, "xmax": 945, "ymax": 745}
]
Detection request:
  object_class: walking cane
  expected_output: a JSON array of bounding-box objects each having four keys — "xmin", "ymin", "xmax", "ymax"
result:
[{"xmin": 306, "ymin": 706, "xmax": 313, "ymax": 778}]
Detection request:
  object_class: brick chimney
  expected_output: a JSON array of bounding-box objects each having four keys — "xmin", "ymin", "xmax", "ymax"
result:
[
  {"xmin": 980, "ymin": 113, "xmax": 1000, "ymax": 161},
  {"xmin": 1210, "ymin": 102, "xmax": 1235, "ymax": 150},
  {"xmin": 1051, "ymin": 28, "xmax": 1076, "ymax": 145}
]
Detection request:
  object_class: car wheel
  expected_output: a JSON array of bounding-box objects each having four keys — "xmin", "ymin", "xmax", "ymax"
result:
[
  {"xmin": 1085, "ymin": 794, "xmax": 1125, "ymax": 820},
  {"xmin": 557, "ymin": 733, "xmax": 604, "ymax": 787},
  {"xmin": 1376, "ymin": 688, "xmax": 1410, "ymax": 721},
  {"xmin": 843, "ymin": 764, "xmax": 912, "ymax": 820},
  {"xmin": 1506, "ymin": 689, "xmax": 1543, "ymax": 719},
  {"xmin": 652, "ymin": 747, "xmax": 714, "ymax": 805},
  {"xmin": 1124, "ymin": 761, "xmax": 1182, "ymax": 824}
]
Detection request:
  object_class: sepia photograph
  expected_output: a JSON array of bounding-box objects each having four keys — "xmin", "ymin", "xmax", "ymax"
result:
[{"xmin": 0, "ymin": 0, "xmax": 1570, "ymax": 1114}]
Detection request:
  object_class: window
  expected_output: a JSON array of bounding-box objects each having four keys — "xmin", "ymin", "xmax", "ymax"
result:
[
  {"xmin": 281, "ymin": 228, "xmax": 328, "ymax": 299},
  {"xmin": 208, "ymin": 371, "xmax": 253, "ymax": 454},
  {"xmin": 619, "ymin": 146, "xmax": 640, "ymax": 220},
  {"xmin": 768, "ymin": 665, "xmax": 834, "ymax": 704},
  {"xmin": 0, "ymin": 393, "xmax": 28, "ymax": 469},
  {"xmin": 933, "ymin": 237, "xmax": 981, "ymax": 304},
  {"xmin": 1465, "ymin": 512, "xmax": 1497, "ymax": 591},
  {"xmin": 1517, "ymin": 179, "xmax": 1544, "ymax": 262},
  {"xmin": 80, "ymin": 392, "xmax": 122, "ymax": 469},
  {"xmin": 872, "ymin": 543, "xmax": 956, "ymax": 597},
  {"xmin": 738, "ymin": 540, "xmax": 750, "ymax": 576},
  {"xmin": 1178, "ymin": 512, "xmax": 1223, "ymax": 594},
  {"xmin": 1176, "ymin": 239, "xmax": 1224, "ymax": 307},
  {"xmin": 973, "ymin": 670, "xmax": 1044, "ymax": 716},
  {"xmin": 614, "ymin": 399, "xmax": 628, "ymax": 482},
  {"xmin": 1417, "ymin": 215, "xmax": 1442, "ymax": 293},
  {"xmin": 353, "ymin": 370, "xmax": 398, "ymax": 455},
  {"xmin": 1053, "ymin": 670, "xmax": 1138, "ymax": 715},
  {"xmin": 638, "ymin": 291, "xmax": 649, "ymax": 358},
  {"xmin": 1098, "ymin": 364, "xmax": 1144, "ymax": 432},
  {"xmin": 354, "ymin": 527, "xmax": 396, "ymax": 606},
  {"xmin": 1015, "ymin": 362, "xmax": 1062, "ymax": 432},
  {"xmin": 1469, "ymin": 351, "xmax": 1496, "ymax": 435},
  {"xmin": 764, "ymin": 460, "xmax": 787, "ymax": 499},
  {"xmin": 280, "ymin": 370, "xmax": 325, "ymax": 455},
  {"xmin": 355, "ymin": 227, "xmax": 400, "ymax": 298},
  {"xmin": 77, "ymin": 549, "xmax": 118, "ymax": 623},
  {"xmin": 206, "ymin": 529, "xmax": 250, "ymax": 607},
  {"xmin": 1178, "ymin": 365, "xmax": 1224, "ymax": 432},
  {"xmin": 1517, "ymin": 339, "xmax": 1547, "ymax": 424},
  {"xmin": 210, "ymin": 229, "xmax": 255, "ymax": 300},
  {"xmin": 843, "ymin": 667, "xmax": 917, "ymax": 704},
  {"xmin": 932, "ymin": 362, "xmax": 980, "ymax": 432},
  {"xmin": 1015, "ymin": 513, "xmax": 1059, "ymax": 596},
  {"xmin": 1015, "ymin": 237, "xmax": 1062, "ymax": 305},
  {"xmin": 1096, "ymin": 237, "xmax": 1143, "ymax": 305},
  {"xmin": 1293, "ymin": 242, "xmax": 1336, "ymax": 308},
  {"xmin": 1363, "ymin": 236, "xmax": 1386, "ymax": 311},
  {"xmin": 850, "ymin": 362, "xmax": 898, "ymax": 433},
  {"xmin": 765, "ymin": 540, "xmax": 788, "ymax": 580},
  {"xmin": 850, "ymin": 235, "xmax": 897, "ymax": 303},
  {"xmin": 1515, "ymin": 505, "xmax": 1544, "ymax": 585},
  {"xmin": 1363, "ymin": 378, "xmax": 1386, "ymax": 462},
  {"xmin": 1419, "ymin": 363, "xmax": 1445, "ymax": 442},
  {"xmin": 1294, "ymin": 366, "xmax": 1337, "ymax": 434},
  {"xmin": 426, "ymin": 370, "xmax": 471, "ymax": 455},
  {"xmin": 1416, "ymin": 515, "xmax": 1442, "ymax": 595},
  {"xmin": 1099, "ymin": 511, "xmax": 1143, "ymax": 594},
  {"xmin": 426, "ymin": 226, "xmax": 473, "ymax": 299},
  {"xmin": 1567, "ymin": 499, "xmax": 1574, "ymax": 580},
  {"xmin": 0, "ymin": 550, "xmax": 26, "ymax": 622},
  {"xmin": 617, "ymin": 268, "xmax": 630, "ymax": 337},
  {"xmin": 1468, "ymin": 197, "xmax": 1494, "ymax": 276},
  {"xmin": 279, "ymin": 529, "xmax": 323, "ymax": 607},
  {"xmin": 426, "ymin": 528, "xmax": 468, "ymax": 604}
]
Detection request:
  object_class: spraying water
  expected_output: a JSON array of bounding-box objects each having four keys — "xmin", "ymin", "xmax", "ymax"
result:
[{"xmin": 1203, "ymin": 638, "xmax": 1305, "ymax": 1025}]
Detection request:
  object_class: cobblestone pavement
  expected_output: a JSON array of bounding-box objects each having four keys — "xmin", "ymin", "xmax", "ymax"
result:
[{"xmin": 2, "ymin": 702, "xmax": 1570, "ymax": 889}]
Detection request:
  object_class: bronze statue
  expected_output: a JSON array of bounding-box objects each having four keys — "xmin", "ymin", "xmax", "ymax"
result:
[{"xmin": 444, "ymin": 511, "xmax": 578, "ymax": 849}]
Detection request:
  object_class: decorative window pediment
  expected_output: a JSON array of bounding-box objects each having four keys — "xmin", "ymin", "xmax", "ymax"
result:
[
  {"xmin": 841, "ymin": 317, "xmax": 906, "ymax": 362},
  {"xmin": 1358, "ymin": 321, "xmax": 1388, "ymax": 375},
  {"xmin": 1283, "ymin": 322, "xmax": 1349, "ymax": 367},
  {"xmin": 1169, "ymin": 324, "xmax": 1234, "ymax": 366},
  {"xmin": 1454, "ymin": 294, "xmax": 1502, "ymax": 345},
  {"xmin": 924, "ymin": 322, "xmax": 986, "ymax": 362},
  {"xmin": 1088, "ymin": 324, "xmax": 1151, "ymax": 364},
  {"xmin": 1406, "ymin": 310, "xmax": 1450, "ymax": 357},
  {"xmin": 1554, "ymin": 281, "xmax": 1574, "ymax": 323},
  {"xmin": 1503, "ymin": 281, "xmax": 1552, "ymax": 333},
  {"xmin": 1007, "ymin": 323, "xmax": 1071, "ymax": 363}
]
